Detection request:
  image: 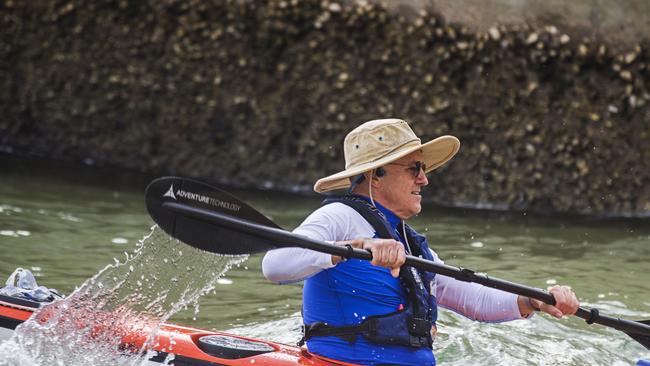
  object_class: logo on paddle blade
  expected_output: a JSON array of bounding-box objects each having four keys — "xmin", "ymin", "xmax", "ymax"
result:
[
  {"xmin": 163, "ymin": 184, "xmax": 177, "ymax": 200},
  {"xmin": 162, "ymin": 183, "xmax": 241, "ymax": 212}
]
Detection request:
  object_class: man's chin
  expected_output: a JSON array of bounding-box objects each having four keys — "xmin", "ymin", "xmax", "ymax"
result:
[{"xmin": 406, "ymin": 204, "xmax": 422, "ymax": 218}]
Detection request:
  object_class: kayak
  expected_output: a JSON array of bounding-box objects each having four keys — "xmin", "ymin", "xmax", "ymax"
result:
[{"xmin": 0, "ymin": 294, "xmax": 355, "ymax": 366}]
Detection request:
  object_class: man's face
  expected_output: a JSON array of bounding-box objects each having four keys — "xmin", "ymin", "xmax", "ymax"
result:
[{"xmin": 375, "ymin": 151, "xmax": 428, "ymax": 220}]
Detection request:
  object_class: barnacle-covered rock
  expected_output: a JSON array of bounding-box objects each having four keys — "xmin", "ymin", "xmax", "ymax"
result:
[{"xmin": 0, "ymin": 0, "xmax": 648, "ymax": 217}]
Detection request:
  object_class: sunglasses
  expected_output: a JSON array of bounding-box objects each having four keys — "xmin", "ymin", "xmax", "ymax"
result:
[{"xmin": 387, "ymin": 161, "xmax": 427, "ymax": 178}]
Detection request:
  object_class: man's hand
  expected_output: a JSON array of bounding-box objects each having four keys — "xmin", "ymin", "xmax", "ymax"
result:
[
  {"xmin": 332, "ymin": 238, "xmax": 406, "ymax": 277},
  {"xmin": 521, "ymin": 285, "xmax": 580, "ymax": 318}
]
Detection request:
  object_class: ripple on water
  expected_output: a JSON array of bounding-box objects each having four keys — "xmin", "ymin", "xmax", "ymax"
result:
[
  {"xmin": 0, "ymin": 230, "xmax": 30, "ymax": 237},
  {"xmin": 0, "ymin": 205, "xmax": 23, "ymax": 214}
]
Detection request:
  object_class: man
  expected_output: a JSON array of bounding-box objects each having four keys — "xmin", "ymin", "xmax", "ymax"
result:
[{"xmin": 263, "ymin": 119, "xmax": 579, "ymax": 365}]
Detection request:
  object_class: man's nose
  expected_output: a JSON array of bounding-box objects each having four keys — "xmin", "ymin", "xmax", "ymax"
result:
[{"xmin": 416, "ymin": 169, "xmax": 428, "ymax": 185}]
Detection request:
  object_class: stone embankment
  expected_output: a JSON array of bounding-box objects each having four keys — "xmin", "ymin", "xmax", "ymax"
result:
[{"xmin": 0, "ymin": 0, "xmax": 648, "ymax": 216}]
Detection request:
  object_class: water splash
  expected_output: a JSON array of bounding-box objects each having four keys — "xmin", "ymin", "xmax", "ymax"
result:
[{"xmin": 0, "ymin": 226, "xmax": 247, "ymax": 366}]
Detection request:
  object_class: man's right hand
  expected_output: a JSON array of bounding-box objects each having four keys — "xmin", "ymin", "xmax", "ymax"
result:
[{"xmin": 332, "ymin": 238, "xmax": 406, "ymax": 277}]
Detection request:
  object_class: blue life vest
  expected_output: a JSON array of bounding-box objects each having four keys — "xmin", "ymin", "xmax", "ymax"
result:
[{"xmin": 301, "ymin": 195, "xmax": 438, "ymax": 349}]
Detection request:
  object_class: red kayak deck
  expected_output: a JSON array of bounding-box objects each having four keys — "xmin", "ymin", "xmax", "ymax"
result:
[{"xmin": 0, "ymin": 296, "xmax": 356, "ymax": 366}]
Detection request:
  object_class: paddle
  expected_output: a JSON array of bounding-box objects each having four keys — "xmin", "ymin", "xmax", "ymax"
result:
[{"xmin": 145, "ymin": 176, "xmax": 650, "ymax": 350}]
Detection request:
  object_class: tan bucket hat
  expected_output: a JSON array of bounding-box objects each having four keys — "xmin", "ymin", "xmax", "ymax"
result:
[{"xmin": 314, "ymin": 118, "xmax": 460, "ymax": 193}]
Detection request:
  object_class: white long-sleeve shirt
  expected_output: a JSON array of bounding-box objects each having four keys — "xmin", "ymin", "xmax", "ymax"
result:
[{"xmin": 263, "ymin": 202, "xmax": 527, "ymax": 322}]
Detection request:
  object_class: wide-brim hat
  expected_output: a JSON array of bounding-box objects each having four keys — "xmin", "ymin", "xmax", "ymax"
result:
[{"xmin": 314, "ymin": 119, "xmax": 460, "ymax": 193}]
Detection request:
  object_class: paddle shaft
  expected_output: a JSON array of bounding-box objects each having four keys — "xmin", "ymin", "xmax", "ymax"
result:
[{"xmin": 163, "ymin": 201, "xmax": 650, "ymax": 338}]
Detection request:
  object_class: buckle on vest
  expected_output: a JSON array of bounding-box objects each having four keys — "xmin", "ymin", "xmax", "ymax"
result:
[
  {"xmin": 409, "ymin": 335, "xmax": 425, "ymax": 348},
  {"xmin": 365, "ymin": 318, "xmax": 378, "ymax": 335},
  {"xmin": 408, "ymin": 317, "xmax": 430, "ymax": 336}
]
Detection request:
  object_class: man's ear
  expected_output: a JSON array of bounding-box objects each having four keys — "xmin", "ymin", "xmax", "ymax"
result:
[{"xmin": 368, "ymin": 169, "xmax": 382, "ymax": 186}]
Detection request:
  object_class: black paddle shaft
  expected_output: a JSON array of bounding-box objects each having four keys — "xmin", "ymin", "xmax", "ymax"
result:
[{"xmin": 160, "ymin": 201, "xmax": 650, "ymax": 342}]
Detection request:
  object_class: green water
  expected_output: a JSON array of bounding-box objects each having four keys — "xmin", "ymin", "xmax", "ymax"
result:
[{"xmin": 1, "ymin": 155, "xmax": 649, "ymax": 365}]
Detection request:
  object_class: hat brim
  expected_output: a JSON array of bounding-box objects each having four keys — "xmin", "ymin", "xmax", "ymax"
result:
[{"xmin": 314, "ymin": 135, "xmax": 460, "ymax": 193}]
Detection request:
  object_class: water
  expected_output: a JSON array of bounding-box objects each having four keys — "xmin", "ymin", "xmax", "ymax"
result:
[{"xmin": 1, "ymin": 155, "xmax": 649, "ymax": 365}]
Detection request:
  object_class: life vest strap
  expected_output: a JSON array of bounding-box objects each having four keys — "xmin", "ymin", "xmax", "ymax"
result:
[
  {"xmin": 301, "ymin": 316, "xmax": 432, "ymax": 348},
  {"xmin": 302, "ymin": 321, "xmax": 372, "ymax": 343}
]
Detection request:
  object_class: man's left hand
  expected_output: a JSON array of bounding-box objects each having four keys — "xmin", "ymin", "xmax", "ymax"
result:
[{"xmin": 528, "ymin": 285, "xmax": 580, "ymax": 318}]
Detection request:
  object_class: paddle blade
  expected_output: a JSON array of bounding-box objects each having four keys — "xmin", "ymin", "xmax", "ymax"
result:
[
  {"xmin": 145, "ymin": 177, "xmax": 281, "ymax": 255},
  {"xmin": 627, "ymin": 320, "xmax": 650, "ymax": 350}
]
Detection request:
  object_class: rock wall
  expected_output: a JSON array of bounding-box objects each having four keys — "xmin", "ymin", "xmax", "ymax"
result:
[
  {"xmin": 1, "ymin": 0, "xmax": 649, "ymax": 216},
  {"xmin": 391, "ymin": 0, "xmax": 650, "ymax": 51}
]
